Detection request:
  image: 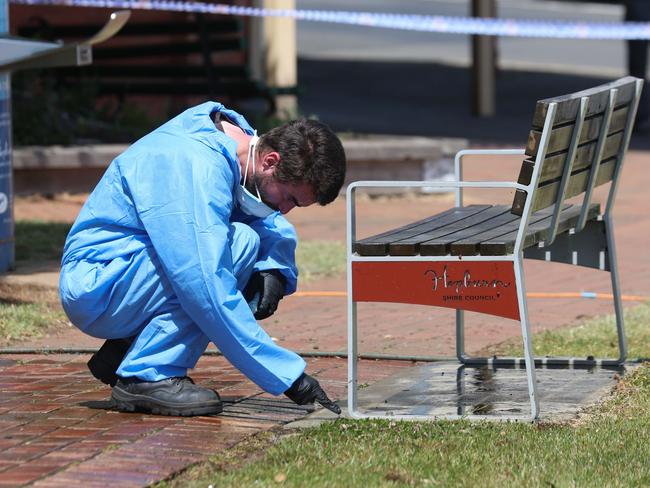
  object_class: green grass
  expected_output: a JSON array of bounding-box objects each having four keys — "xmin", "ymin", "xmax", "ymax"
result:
[
  {"xmin": 295, "ymin": 240, "xmax": 346, "ymax": 281},
  {"xmin": 14, "ymin": 221, "xmax": 71, "ymax": 263},
  {"xmin": 159, "ymin": 303, "xmax": 650, "ymax": 488},
  {"xmin": 0, "ymin": 301, "xmax": 68, "ymax": 344},
  {"xmin": 0, "ymin": 282, "xmax": 69, "ymax": 345},
  {"xmin": 483, "ymin": 301, "xmax": 650, "ymax": 359}
]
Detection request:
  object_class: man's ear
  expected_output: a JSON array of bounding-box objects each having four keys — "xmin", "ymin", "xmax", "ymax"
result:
[{"xmin": 260, "ymin": 151, "xmax": 281, "ymax": 171}]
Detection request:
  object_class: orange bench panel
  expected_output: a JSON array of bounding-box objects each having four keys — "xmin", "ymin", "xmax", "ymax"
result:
[{"xmin": 351, "ymin": 261, "xmax": 520, "ymax": 320}]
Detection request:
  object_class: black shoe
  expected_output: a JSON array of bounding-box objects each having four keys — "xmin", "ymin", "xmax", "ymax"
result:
[
  {"xmin": 111, "ymin": 376, "xmax": 223, "ymax": 416},
  {"xmin": 87, "ymin": 337, "xmax": 135, "ymax": 387}
]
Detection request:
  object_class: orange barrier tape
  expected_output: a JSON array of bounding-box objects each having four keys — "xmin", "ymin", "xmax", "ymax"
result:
[
  {"xmin": 291, "ymin": 291, "xmax": 648, "ymax": 301},
  {"xmin": 293, "ymin": 291, "xmax": 347, "ymax": 297}
]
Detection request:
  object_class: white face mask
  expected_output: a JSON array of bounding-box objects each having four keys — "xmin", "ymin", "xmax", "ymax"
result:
[{"xmin": 236, "ymin": 133, "xmax": 276, "ymax": 218}]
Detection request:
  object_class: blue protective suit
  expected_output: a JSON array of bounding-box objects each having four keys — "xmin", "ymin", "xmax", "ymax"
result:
[{"xmin": 59, "ymin": 102, "xmax": 306, "ymax": 395}]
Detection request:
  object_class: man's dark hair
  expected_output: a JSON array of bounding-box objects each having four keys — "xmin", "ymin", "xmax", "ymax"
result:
[{"xmin": 259, "ymin": 119, "xmax": 346, "ymax": 205}]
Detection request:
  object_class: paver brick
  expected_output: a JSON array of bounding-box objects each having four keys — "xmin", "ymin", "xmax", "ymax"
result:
[
  {"xmin": 0, "ymin": 460, "xmax": 66, "ymax": 485},
  {"xmin": 76, "ymin": 439, "xmax": 121, "ymax": 450},
  {"xmin": 44, "ymin": 427, "xmax": 106, "ymax": 439},
  {"xmin": 0, "ymin": 437, "xmax": 25, "ymax": 451},
  {"xmin": 96, "ymin": 424, "xmax": 159, "ymax": 439},
  {"xmin": 47, "ymin": 407, "xmax": 104, "ymax": 420},
  {"xmin": 10, "ymin": 403, "xmax": 67, "ymax": 414},
  {"xmin": 39, "ymin": 448, "xmax": 97, "ymax": 463},
  {"xmin": 0, "ymin": 459, "xmax": 21, "ymax": 471}
]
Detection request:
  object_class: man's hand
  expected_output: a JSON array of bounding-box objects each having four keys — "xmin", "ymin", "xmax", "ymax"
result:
[
  {"xmin": 244, "ymin": 270, "xmax": 285, "ymax": 320},
  {"xmin": 285, "ymin": 373, "xmax": 341, "ymax": 414}
]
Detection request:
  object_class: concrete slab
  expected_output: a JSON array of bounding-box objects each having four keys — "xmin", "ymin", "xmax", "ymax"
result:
[
  {"xmin": 12, "ymin": 136, "xmax": 465, "ymax": 196},
  {"xmin": 287, "ymin": 362, "xmax": 630, "ymax": 427},
  {"xmin": 0, "ymin": 260, "xmax": 60, "ymax": 288}
]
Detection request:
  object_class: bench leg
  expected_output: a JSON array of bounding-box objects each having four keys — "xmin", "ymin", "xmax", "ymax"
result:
[
  {"xmin": 456, "ymin": 309, "xmax": 466, "ymax": 362},
  {"xmin": 514, "ymin": 253, "xmax": 540, "ymax": 420},
  {"xmin": 454, "ymin": 259, "xmax": 539, "ymax": 419},
  {"xmin": 605, "ymin": 215, "xmax": 628, "ymax": 363},
  {"xmin": 347, "ymin": 290, "xmax": 360, "ymax": 418}
]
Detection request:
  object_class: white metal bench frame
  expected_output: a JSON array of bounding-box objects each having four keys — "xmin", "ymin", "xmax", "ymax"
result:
[{"xmin": 346, "ymin": 78, "xmax": 643, "ymax": 422}]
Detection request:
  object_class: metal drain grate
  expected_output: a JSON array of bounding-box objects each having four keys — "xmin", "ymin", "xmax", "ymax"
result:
[{"xmin": 221, "ymin": 396, "xmax": 315, "ymax": 423}]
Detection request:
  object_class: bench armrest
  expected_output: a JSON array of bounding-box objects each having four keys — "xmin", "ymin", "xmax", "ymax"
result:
[
  {"xmin": 346, "ymin": 180, "xmax": 527, "ymax": 193},
  {"xmin": 454, "ymin": 149, "xmax": 526, "ymax": 206}
]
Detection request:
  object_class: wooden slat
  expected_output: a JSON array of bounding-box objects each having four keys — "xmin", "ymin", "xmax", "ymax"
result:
[
  {"xmin": 517, "ymin": 130, "xmax": 624, "ymax": 186},
  {"xmin": 419, "ymin": 209, "xmax": 521, "ymax": 256},
  {"xmin": 525, "ymin": 105, "xmax": 629, "ymax": 158},
  {"xmin": 97, "ymin": 80, "xmax": 266, "ymax": 96},
  {"xmin": 353, "ymin": 205, "xmax": 490, "ymax": 256},
  {"xmin": 355, "ymin": 204, "xmax": 601, "ymax": 258},
  {"xmin": 449, "ymin": 205, "xmax": 565, "ymax": 256},
  {"xmin": 512, "ymin": 157, "xmax": 617, "ymax": 215},
  {"xmin": 531, "ymin": 77, "xmax": 638, "ymax": 128},
  {"xmin": 18, "ymin": 19, "xmax": 242, "ymax": 38},
  {"xmin": 59, "ymin": 65, "xmax": 249, "ymax": 79},
  {"xmin": 93, "ymin": 39, "xmax": 243, "ymax": 59},
  {"xmin": 388, "ymin": 205, "xmax": 511, "ymax": 256},
  {"xmin": 481, "ymin": 204, "xmax": 600, "ymax": 255}
]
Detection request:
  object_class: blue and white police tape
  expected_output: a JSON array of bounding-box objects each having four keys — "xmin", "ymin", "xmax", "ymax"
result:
[{"xmin": 9, "ymin": 0, "xmax": 650, "ymax": 40}]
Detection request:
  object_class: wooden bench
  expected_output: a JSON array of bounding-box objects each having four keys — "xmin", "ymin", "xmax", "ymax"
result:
[
  {"xmin": 17, "ymin": 15, "xmax": 290, "ymax": 113},
  {"xmin": 346, "ymin": 77, "xmax": 644, "ymax": 421}
]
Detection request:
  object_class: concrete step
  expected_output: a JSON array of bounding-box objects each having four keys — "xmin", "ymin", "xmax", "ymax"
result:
[{"xmin": 12, "ymin": 136, "xmax": 467, "ymax": 195}]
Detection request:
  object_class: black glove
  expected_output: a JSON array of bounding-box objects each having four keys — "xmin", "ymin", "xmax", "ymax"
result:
[
  {"xmin": 285, "ymin": 373, "xmax": 341, "ymax": 415},
  {"xmin": 244, "ymin": 269, "xmax": 286, "ymax": 320}
]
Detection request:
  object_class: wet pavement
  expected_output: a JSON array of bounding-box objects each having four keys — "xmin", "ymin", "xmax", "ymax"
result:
[
  {"xmin": 349, "ymin": 363, "xmax": 627, "ymax": 421},
  {"xmin": 287, "ymin": 363, "xmax": 629, "ymax": 427}
]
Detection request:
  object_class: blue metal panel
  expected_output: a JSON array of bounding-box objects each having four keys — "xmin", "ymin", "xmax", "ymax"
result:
[
  {"xmin": 0, "ymin": 0, "xmax": 14, "ymax": 272},
  {"xmin": 0, "ymin": 0, "xmax": 7, "ymax": 31},
  {"xmin": 0, "ymin": 84, "xmax": 12, "ymax": 272}
]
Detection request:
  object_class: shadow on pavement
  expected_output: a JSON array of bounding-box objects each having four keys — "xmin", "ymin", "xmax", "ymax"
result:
[{"xmin": 298, "ymin": 58, "xmax": 650, "ymax": 149}]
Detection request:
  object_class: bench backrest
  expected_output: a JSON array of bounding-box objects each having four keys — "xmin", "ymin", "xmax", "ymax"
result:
[{"xmin": 511, "ymin": 76, "xmax": 643, "ymax": 242}]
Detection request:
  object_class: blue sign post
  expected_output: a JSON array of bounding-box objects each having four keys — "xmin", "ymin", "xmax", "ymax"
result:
[{"xmin": 0, "ymin": 0, "xmax": 14, "ymax": 272}]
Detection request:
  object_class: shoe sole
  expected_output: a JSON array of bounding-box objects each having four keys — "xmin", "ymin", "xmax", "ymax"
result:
[{"xmin": 111, "ymin": 386, "xmax": 223, "ymax": 416}]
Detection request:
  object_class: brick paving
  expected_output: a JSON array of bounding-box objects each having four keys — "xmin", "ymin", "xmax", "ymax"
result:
[
  {"xmin": 2, "ymin": 150, "xmax": 649, "ymax": 485},
  {"xmin": 0, "ymin": 354, "xmax": 409, "ymax": 486}
]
